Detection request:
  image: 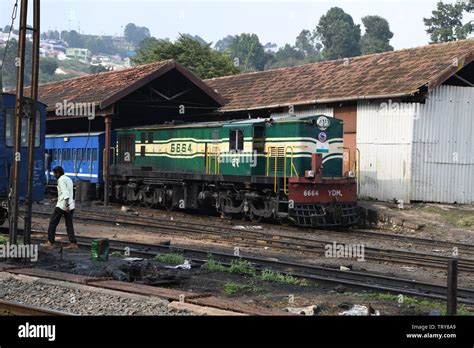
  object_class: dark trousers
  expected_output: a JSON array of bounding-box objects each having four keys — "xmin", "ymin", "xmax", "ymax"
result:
[{"xmin": 48, "ymin": 207, "xmax": 77, "ymax": 244}]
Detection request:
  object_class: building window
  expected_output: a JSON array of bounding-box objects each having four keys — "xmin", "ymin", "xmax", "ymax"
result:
[{"xmin": 229, "ymin": 129, "xmax": 244, "ymax": 151}]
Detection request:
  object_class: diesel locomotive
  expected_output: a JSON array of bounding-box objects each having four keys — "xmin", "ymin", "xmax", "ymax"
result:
[{"xmin": 109, "ymin": 115, "xmax": 359, "ymax": 227}]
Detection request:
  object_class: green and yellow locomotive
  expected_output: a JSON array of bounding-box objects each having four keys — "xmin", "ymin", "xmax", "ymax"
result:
[{"xmin": 110, "ymin": 115, "xmax": 358, "ymax": 227}]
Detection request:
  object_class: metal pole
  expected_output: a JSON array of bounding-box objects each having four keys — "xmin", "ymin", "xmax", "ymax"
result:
[
  {"xmin": 9, "ymin": 0, "xmax": 28, "ymax": 245},
  {"xmin": 447, "ymin": 259, "xmax": 458, "ymax": 315},
  {"xmin": 104, "ymin": 115, "xmax": 112, "ymax": 206},
  {"xmin": 24, "ymin": 0, "xmax": 41, "ymax": 245}
]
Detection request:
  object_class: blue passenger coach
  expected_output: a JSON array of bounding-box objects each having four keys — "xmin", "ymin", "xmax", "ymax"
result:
[
  {"xmin": 0, "ymin": 93, "xmax": 46, "ymax": 225},
  {"xmin": 45, "ymin": 132, "xmax": 114, "ymax": 185}
]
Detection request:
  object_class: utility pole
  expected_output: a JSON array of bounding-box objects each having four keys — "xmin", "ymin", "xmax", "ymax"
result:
[
  {"xmin": 24, "ymin": 0, "xmax": 41, "ymax": 244},
  {"xmin": 9, "ymin": 0, "xmax": 29, "ymax": 245}
]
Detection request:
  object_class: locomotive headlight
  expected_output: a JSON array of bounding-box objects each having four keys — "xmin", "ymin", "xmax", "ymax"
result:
[{"xmin": 348, "ymin": 171, "xmax": 355, "ymax": 178}]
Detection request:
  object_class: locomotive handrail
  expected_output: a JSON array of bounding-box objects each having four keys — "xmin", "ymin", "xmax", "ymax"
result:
[
  {"xmin": 283, "ymin": 146, "xmax": 299, "ymax": 194},
  {"xmin": 265, "ymin": 146, "xmax": 278, "ymax": 192},
  {"xmin": 206, "ymin": 145, "xmax": 220, "ymax": 175}
]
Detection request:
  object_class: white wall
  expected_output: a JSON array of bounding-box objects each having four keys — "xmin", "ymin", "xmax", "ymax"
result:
[
  {"xmin": 357, "ymin": 100, "xmax": 417, "ymax": 202},
  {"xmin": 411, "ymin": 85, "xmax": 474, "ymax": 204}
]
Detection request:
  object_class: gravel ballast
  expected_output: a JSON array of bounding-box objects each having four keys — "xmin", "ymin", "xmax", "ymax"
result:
[{"xmin": 0, "ymin": 272, "xmax": 191, "ymax": 316}]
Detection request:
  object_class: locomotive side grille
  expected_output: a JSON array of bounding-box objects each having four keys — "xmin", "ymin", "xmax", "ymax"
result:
[
  {"xmin": 117, "ymin": 133, "xmax": 136, "ymax": 165},
  {"xmin": 268, "ymin": 146, "xmax": 285, "ymax": 175}
]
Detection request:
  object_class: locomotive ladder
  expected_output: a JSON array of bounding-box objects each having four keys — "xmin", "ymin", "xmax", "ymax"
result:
[{"xmin": 266, "ymin": 146, "xmax": 298, "ymax": 193}]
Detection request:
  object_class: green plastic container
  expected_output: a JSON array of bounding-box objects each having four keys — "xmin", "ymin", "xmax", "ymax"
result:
[{"xmin": 91, "ymin": 239, "xmax": 109, "ymax": 261}]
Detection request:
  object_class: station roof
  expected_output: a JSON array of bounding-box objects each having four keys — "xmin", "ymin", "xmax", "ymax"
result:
[
  {"xmin": 36, "ymin": 60, "xmax": 226, "ymax": 113},
  {"xmin": 205, "ymin": 39, "xmax": 474, "ymax": 112}
]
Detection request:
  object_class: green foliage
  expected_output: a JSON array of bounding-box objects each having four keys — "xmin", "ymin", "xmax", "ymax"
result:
[
  {"xmin": 124, "ymin": 23, "xmax": 151, "ymax": 46},
  {"xmin": 345, "ymin": 292, "xmax": 473, "ymax": 315},
  {"xmin": 223, "ymin": 281, "xmax": 250, "ymax": 295},
  {"xmin": 89, "ymin": 64, "xmax": 109, "ymax": 74},
  {"xmin": 417, "ymin": 205, "xmax": 474, "ymax": 228},
  {"xmin": 295, "ymin": 29, "xmax": 322, "ymax": 57},
  {"xmin": 258, "ymin": 269, "xmax": 308, "ymax": 286},
  {"xmin": 360, "ymin": 16, "xmax": 394, "ymax": 54},
  {"xmin": 316, "ymin": 7, "xmax": 361, "ymax": 60},
  {"xmin": 202, "ymin": 258, "xmax": 228, "ymax": 272},
  {"xmin": 423, "ymin": 1, "xmax": 472, "ymax": 43},
  {"xmin": 39, "ymin": 57, "xmax": 59, "ymax": 75},
  {"xmin": 133, "ymin": 35, "xmax": 239, "ymax": 79},
  {"xmin": 215, "ymin": 35, "xmax": 236, "ymax": 52},
  {"xmin": 0, "ymin": 235, "xmax": 8, "ymax": 245},
  {"xmin": 228, "ymin": 260, "xmax": 256, "ymax": 276},
  {"xmin": 226, "ymin": 33, "xmax": 268, "ymax": 71},
  {"xmin": 61, "ymin": 30, "xmax": 83, "ymax": 48},
  {"xmin": 153, "ymin": 253, "xmax": 185, "ymax": 265},
  {"xmin": 203, "ymin": 255, "xmax": 307, "ymax": 286},
  {"xmin": 110, "ymin": 251, "xmax": 123, "ymax": 257}
]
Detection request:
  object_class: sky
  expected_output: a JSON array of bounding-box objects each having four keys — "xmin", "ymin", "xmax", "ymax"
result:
[{"xmin": 1, "ymin": 0, "xmax": 473, "ymax": 50}]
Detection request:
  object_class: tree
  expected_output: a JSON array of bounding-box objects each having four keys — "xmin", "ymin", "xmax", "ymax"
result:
[
  {"xmin": 61, "ymin": 30, "xmax": 83, "ymax": 47},
  {"xmin": 90, "ymin": 64, "xmax": 108, "ymax": 74},
  {"xmin": 133, "ymin": 35, "xmax": 239, "ymax": 79},
  {"xmin": 39, "ymin": 57, "xmax": 59, "ymax": 75},
  {"xmin": 423, "ymin": 1, "xmax": 471, "ymax": 43},
  {"xmin": 214, "ymin": 35, "xmax": 236, "ymax": 52},
  {"xmin": 265, "ymin": 44, "xmax": 305, "ymax": 69},
  {"xmin": 226, "ymin": 33, "xmax": 268, "ymax": 71},
  {"xmin": 360, "ymin": 15, "xmax": 394, "ymax": 54},
  {"xmin": 182, "ymin": 34, "xmax": 207, "ymax": 44},
  {"xmin": 124, "ymin": 23, "xmax": 151, "ymax": 45},
  {"xmin": 295, "ymin": 29, "xmax": 321, "ymax": 57},
  {"xmin": 315, "ymin": 7, "xmax": 361, "ymax": 60}
]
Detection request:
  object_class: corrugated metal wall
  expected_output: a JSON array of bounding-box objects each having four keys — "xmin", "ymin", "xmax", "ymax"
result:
[
  {"xmin": 270, "ymin": 105, "xmax": 334, "ymax": 118},
  {"xmin": 411, "ymin": 85, "xmax": 474, "ymax": 204},
  {"xmin": 357, "ymin": 100, "xmax": 417, "ymax": 202}
]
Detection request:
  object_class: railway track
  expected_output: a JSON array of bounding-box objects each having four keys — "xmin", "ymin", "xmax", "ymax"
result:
[
  {"xmin": 28, "ymin": 207, "xmax": 474, "ymax": 272},
  {"xmin": 0, "ymin": 299, "xmax": 73, "ymax": 316},
  {"xmin": 3, "ymin": 226, "xmax": 473, "ymax": 305}
]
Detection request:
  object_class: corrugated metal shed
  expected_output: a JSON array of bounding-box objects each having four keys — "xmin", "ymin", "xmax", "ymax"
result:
[
  {"xmin": 411, "ymin": 85, "xmax": 474, "ymax": 204},
  {"xmin": 357, "ymin": 100, "xmax": 417, "ymax": 202}
]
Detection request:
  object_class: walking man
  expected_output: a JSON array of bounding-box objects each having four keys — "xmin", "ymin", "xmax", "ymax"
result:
[{"xmin": 42, "ymin": 166, "xmax": 78, "ymax": 249}]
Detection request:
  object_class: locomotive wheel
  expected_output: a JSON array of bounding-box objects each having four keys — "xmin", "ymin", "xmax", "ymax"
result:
[
  {"xmin": 278, "ymin": 217, "xmax": 291, "ymax": 226},
  {"xmin": 249, "ymin": 211, "xmax": 262, "ymax": 223}
]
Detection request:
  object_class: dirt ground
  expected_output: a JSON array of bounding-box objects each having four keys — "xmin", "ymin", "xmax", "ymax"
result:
[{"xmin": 2, "ymin": 200, "xmax": 473, "ymax": 316}]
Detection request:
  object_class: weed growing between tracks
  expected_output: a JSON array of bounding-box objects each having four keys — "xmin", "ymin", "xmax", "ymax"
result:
[
  {"xmin": 342, "ymin": 292, "xmax": 474, "ymax": 315},
  {"xmin": 203, "ymin": 255, "xmax": 308, "ymax": 286},
  {"xmin": 153, "ymin": 253, "xmax": 186, "ymax": 265}
]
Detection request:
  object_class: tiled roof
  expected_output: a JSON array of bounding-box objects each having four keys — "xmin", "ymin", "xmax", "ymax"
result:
[
  {"xmin": 205, "ymin": 39, "xmax": 474, "ymax": 112},
  {"xmin": 36, "ymin": 60, "xmax": 225, "ymax": 111}
]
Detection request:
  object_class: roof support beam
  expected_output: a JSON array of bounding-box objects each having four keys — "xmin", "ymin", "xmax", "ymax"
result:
[
  {"xmin": 147, "ymin": 86, "xmax": 192, "ymax": 101},
  {"xmin": 453, "ymin": 73, "xmax": 474, "ymax": 87}
]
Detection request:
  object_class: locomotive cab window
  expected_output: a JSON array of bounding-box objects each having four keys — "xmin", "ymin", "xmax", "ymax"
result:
[
  {"xmin": 253, "ymin": 126, "xmax": 265, "ymax": 151},
  {"xmin": 5, "ymin": 109, "xmax": 41, "ymax": 147},
  {"xmin": 229, "ymin": 129, "xmax": 244, "ymax": 151}
]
